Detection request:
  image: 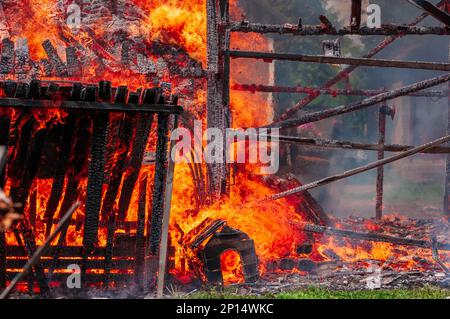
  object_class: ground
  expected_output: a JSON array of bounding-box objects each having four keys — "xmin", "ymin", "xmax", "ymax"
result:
[{"xmin": 188, "ymin": 286, "xmax": 450, "ymax": 299}]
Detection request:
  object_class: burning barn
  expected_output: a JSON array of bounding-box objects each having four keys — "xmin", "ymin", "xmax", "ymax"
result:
[{"xmin": 0, "ymin": 0, "xmax": 448, "ymax": 299}]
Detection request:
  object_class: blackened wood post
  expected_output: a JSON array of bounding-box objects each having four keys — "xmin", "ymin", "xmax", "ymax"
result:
[
  {"xmin": 81, "ymin": 82, "xmax": 110, "ymax": 284},
  {"xmin": 134, "ymin": 174, "xmax": 147, "ymax": 289},
  {"xmin": 221, "ymin": 0, "xmax": 231, "ymax": 193},
  {"xmin": 49, "ymin": 116, "xmax": 91, "ymax": 276},
  {"xmin": 0, "ymin": 233, "xmax": 5, "ymax": 288},
  {"xmin": 376, "ymin": 105, "xmax": 386, "ymax": 220},
  {"xmin": 0, "ymin": 93, "xmax": 11, "ymax": 187},
  {"xmin": 44, "ymin": 112, "xmax": 77, "ymax": 237},
  {"xmin": 156, "ymin": 114, "xmax": 178, "ymax": 298},
  {"xmin": 207, "ymin": 0, "xmax": 228, "ymax": 197},
  {"xmin": 106, "ymin": 89, "xmax": 156, "ymax": 286},
  {"xmin": 350, "ymin": 0, "xmax": 362, "ymax": 30},
  {"xmin": 103, "ymin": 87, "xmax": 135, "ymax": 286},
  {"xmin": 49, "ymin": 84, "xmax": 90, "ymax": 277},
  {"xmin": 148, "ymin": 112, "xmax": 170, "ymax": 256},
  {"xmin": 116, "ymin": 89, "xmax": 158, "ymax": 222}
]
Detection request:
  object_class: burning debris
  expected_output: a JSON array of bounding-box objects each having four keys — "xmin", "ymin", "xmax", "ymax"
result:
[{"xmin": 0, "ymin": 0, "xmax": 448, "ymax": 300}]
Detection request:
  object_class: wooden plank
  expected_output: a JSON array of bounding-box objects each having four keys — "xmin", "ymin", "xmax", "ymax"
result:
[{"xmin": 0, "ymin": 98, "xmax": 183, "ymax": 114}]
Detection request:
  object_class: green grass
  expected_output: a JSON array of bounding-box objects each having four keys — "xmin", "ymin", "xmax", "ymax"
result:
[{"xmin": 188, "ymin": 286, "xmax": 449, "ymax": 299}]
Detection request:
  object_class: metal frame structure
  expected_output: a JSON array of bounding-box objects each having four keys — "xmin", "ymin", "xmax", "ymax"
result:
[{"xmin": 206, "ymin": 0, "xmax": 450, "ymax": 218}]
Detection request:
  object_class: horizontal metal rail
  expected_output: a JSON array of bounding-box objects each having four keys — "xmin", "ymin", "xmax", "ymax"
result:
[
  {"xmin": 268, "ymin": 134, "xmax": 450, "ymax": 154},
  {"xmin": 231, "ymin": 83, "xmax": 448, "ymax": 98},
  {"xmin": 227, "ymin": 50, "xmax": 450, "ymax": 71},
  {"xmin": 227, "ymin": 21, "xmax": 450, "ymax": 36}
]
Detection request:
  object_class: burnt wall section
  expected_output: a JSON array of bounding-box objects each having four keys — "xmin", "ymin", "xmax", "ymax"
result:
[{"xmin": 0, "ymin": 80, "xmax": 181, "ymax": 291}]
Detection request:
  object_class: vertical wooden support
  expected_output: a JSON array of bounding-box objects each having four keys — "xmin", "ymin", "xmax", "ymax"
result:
[
  {"xmin": 156, "ymin": 115, "xmax": 178, "ymax": 298},
  {"xmin": 376, "ymin": 105, "xmax": 386, "ymax": 220},
  {"xmin": 134, "ymin": 174, "xmax": 148, "ymax": 289},
  {"xmin": 0, "ymin": 233, "xmax": 5, "ymax": 289},
  {"xmin": 148, "ymin": 113, "xmax": 170, "ymax": 255},
  {"xmin": 206, "ymin": 0, "xmax": 228, "ymax": 197},
  {"xmin": 82, "ymin": 82, "xmax": 110, "ymax": 284}
]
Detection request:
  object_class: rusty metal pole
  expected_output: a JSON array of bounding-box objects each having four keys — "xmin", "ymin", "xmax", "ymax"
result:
[
  {"xmin": 444, "ymin": 0, "xmax": 450, "ymax": 217},
  {"xmin": 376, "ymin": 106, "xmax": 387, "ymax": 220}
]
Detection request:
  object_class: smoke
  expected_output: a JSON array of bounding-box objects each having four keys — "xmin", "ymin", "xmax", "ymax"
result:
[
  {"xmin": 320, "ymin": 0, "xmax": 370, "ymax": 49},
  {"xmin": 321, "ymin": 0, "xmax": 369, "ymax": 25}
]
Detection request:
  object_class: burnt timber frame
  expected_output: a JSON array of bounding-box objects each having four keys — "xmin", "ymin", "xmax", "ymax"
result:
[
  {"xmin": 0, "ymin": 80, "xmax": 182, "ymax": 291},
  {"xmin": 207, "ymin": 0, "xmax": 450, "ymax": 219}
]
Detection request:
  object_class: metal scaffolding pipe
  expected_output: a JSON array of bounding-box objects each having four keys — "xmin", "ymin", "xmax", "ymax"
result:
[
  {"xmin": 228, "ymin": 50, "xmax": 450, "ymax": 71},
  {"xmin": 267, "ymin": 73, "xmax": 450, "ymax": 130},
  {"xmin": 231, "ymin": 83, "xmax": 447, "ymax": 98},
  {"xmin": 270, "ymin": 134, "xmax": 450, "ymax": 154},
  {"xmin": 227, "ymin": 21, "xmax": 449, "ymax": 36},
  {"xmin": 258, "ymin": 134, "xmax": 450, "ymax": 203}
]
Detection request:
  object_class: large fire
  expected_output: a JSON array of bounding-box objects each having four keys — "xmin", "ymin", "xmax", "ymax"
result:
[{"xmin": 0, "ymin": 0, "xmax": 448, "ymax": 289}]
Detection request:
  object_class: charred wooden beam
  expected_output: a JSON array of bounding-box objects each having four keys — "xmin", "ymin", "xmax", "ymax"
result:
[
  {"xmin": 259, "ymin": 134, "xmax": 450, "ymax": 203},
  {"xmin": 300, "ymin": 222, "xmax": 450, "ymax": 251},
  {"xmin": 148, "ymin": 113, "xmax": 170, "ymax": 256},
  {"xmin": 103, "ymin": 87, "xmax": 134, "ymax": 285},
  {"xmin": 134, "ymin": 174, "xmax": 147, "ymax": 289},
  {"xmin": 0, "ymin": 39, "xmax": 14, "ymax": 74},
  {"xmin": 43, "ymin": 112, "xmax": 77, "ymax": 237},
  {"xmin": 268, "ymin": 73, "xmax": 450, "ymax": 129},
  {"xmin": 10, "ymin": 120, "xmax": 52, "ymax": 210},
  {"xmin": 228, "ymin": 50, "xmax": 450, "ymax": 71},
  {"xmin": 42, "ymin": 40, "xmax": 68, "ymax": 77},
  {"xmin": 28, "ymin": 189, "xmax": 37, "ymax": 228},
  {"xmin": 0, "ymin": 98, "xmax": 183, "ymax": 114},
  {"xmin": 275, "ymin": 7, "xmax": 443, "ymax": 122},
  {"xmin": 0, "ymin": 113, "xmax": 11, "ymax": 187},
  {"xmin": 82, "ymin": 83, "xmax": 110, "ymax": 284},
  {"xmin": 272, "ymin": 134, "xmax": 450, "ymax": 154},
  {"xmin": 227, "ymin": 22, "xmax": 449, "ymax": 35},
  {"xmin": 49, "ymin": 116, "xmax": 91, "ymax": 277},
  {"xmin": 116, "ymin": 89, "xmax": 159, "ymax": 222},
  {"xmin": 190, "ymin": 220, "xmax": 226, "ymax": 250},
  {"xmin": 66, "ymin": 46, "xmax": 82, "ymax": 77},
  {"xmin": 0, "ymin": 233, "xmax": 5, "ymax": 288},
  {"xmin": 231, "ymin": 83, "xmax": 447, "ymax": 98}
]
